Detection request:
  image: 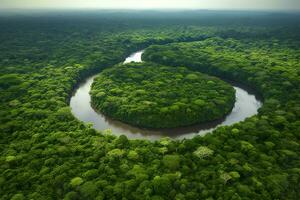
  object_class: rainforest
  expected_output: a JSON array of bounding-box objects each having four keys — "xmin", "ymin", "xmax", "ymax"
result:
[
  {"xmin": 0, "ymin": 10, "xmax": 300, "ymax": 200},
  {"xmin": 90, "ymin": 62, "xmax": 235, "ymax": 128}
]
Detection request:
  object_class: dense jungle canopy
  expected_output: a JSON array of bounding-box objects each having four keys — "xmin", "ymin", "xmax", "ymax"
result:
[{"xmin": 0, "ymin": 11, "xmax": 299, "ymax": 200}]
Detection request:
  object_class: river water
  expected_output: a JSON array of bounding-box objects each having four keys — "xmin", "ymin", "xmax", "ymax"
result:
[{"xmin": 70, "ymin": 50, "xmax": 262, "ymax": 140}]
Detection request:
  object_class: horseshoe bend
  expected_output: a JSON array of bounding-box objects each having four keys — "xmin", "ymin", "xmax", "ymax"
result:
[
  {"xmin": 71, "ymin": 50, "xmax": 262, "ymax": 139},
  {"xmin": 0, "ymin": 10, "xmax": 299, "ymax": 200}
]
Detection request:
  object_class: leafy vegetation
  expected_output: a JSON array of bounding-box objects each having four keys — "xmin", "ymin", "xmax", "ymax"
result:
[
  {"xmin": 90, "ymin": 62, "xmax": 235, "ymax": 128},
  {"xmin": 0, "ymin": 11, "xmax": 299, "ymax": 199}
]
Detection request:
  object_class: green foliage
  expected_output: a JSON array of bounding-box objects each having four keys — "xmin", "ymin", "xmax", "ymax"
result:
[
  {"xmin": 70, "ymin": 177, "xmax": 84, "ymax": 187},
  {"xmin": 79, "ymin": 181, "xmax": 98, "ymax": 199},
  {"xmin": 0, "ymin": 12, "xmax": 299, "ymax": 200},
  {"xmin": 128, "ymin": 150, "xmax": 139, "ymax": 160},
  {"xmin": 91, "ymin": 62, "xmax": 235, "ymax": 128},
  {"xmin": 10, "ymin": 194, "xmax": 24, "ymax": 200},
  {"xmin": 163, "ymin": 155, "xmax": 181, "ymax": 171},
  {"xmin": 193, "ymin": 146, "xmax": 214, "ymax": 158},
  {"xmin": 5, "ymin": 155, "xmax": 16, "ymax": 162},
  {"xmin": 142, "ymin": 28, "xmax": 300, "ymax": 199}
]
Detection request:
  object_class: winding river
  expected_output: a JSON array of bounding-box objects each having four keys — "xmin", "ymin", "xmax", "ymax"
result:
[{"xmin": 70, "ymin": 50, "xmax": 262, "ymax": 140}]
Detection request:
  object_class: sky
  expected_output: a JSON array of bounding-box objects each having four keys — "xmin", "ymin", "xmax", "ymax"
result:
[{"xmin": 0, "ymin": 0, "xmax": 300, "ymax": 11}]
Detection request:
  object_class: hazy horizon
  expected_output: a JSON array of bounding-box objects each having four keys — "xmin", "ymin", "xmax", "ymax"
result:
[{"xmin": 1, "ymin": 0, "xmax": 300, "ymax": 11}]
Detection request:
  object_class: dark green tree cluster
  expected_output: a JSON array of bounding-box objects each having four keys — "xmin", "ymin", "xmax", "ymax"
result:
[
  {"xmin": 0, "ymin": 12, "xmax": 299, "ymax": 200},
  {"xmin": 90, "ymin": 62, "xmax": 235, "ymax": 128}
]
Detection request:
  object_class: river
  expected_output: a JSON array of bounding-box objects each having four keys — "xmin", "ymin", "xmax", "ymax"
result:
[{"xmin": 70, "ymin": 50, "xmax": 262, "ymax": 140}]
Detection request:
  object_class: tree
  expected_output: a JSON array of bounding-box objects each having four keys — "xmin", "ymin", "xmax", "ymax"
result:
[
  {"xmin": 163, "ymin": 155, "xmax": 180, "ymax": 171},
  {"xmin": 80, "ymin": 181, "xmax": 98, "ymax": 199},
  {"xmin": 193, "ymin": 146, "xmax": 214, "ymax": 159},
  {"xmin": 70, "ymin": 177, "xmax": 84, "ymax": 187}
]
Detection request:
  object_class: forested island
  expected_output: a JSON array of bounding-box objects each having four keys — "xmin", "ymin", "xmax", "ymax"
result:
[
  {"xmin": 0, "ymin": 11, "xmax": 299, "ymax": 200},
  {"xmin": 90, "ymin": 62, "xmax": 235, "ymax": 128}
]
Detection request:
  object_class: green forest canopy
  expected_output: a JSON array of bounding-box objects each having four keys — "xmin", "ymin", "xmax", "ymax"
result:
[
  {"xmin": 90, "ymin": 62, "xmax": 235, "ymax": 128},
  {"xmin": 0, "ymin": 12, "xmax": 299, "ymax": 200}
]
